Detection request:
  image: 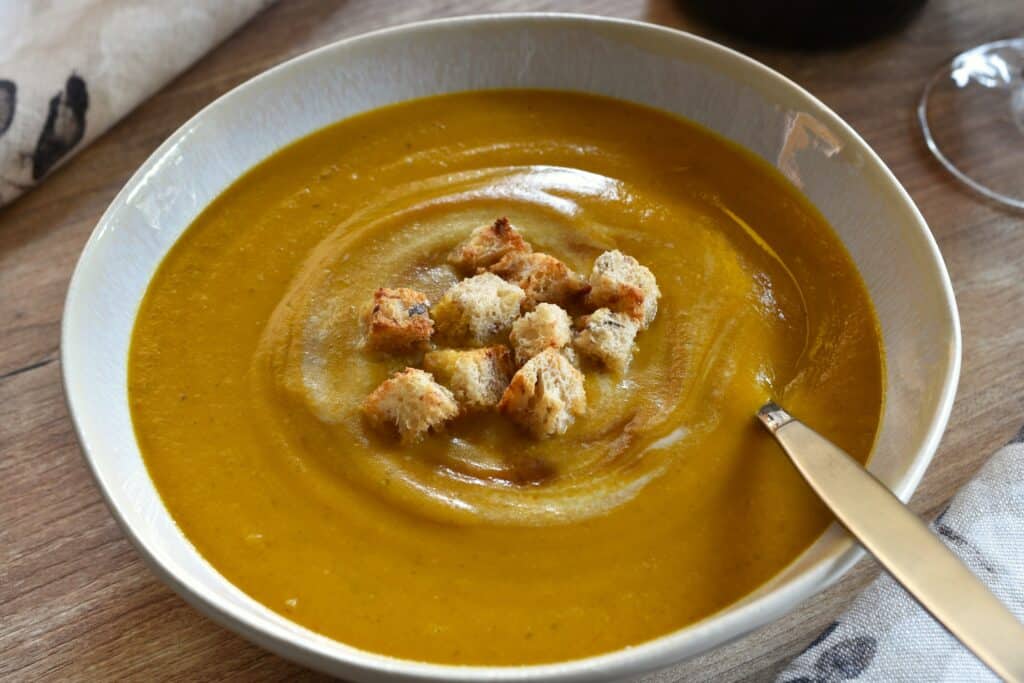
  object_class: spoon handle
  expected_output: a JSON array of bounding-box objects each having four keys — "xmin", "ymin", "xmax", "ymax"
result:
[{"xmin": 758, "ymin": 402, "xmax": 1024, "ymax": 683}]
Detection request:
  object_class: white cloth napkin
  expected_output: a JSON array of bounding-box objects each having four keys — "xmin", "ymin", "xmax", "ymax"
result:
[
  {"xmin": 0, "ymin": 0, "xmax": 272, "ymax": 206},
  {"xmin": 778, "ymin": 428, "xmax": 1024, "ymax": 682}
]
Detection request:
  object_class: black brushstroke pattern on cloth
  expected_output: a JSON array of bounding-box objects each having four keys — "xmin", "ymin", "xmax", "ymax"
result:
[
  {"xmin": 1012, "ymin": 423, "xmax": 1024, "ymax": 444},
  {"xmin": 31, "ymin": 74, "xmax": 88, "ymax": 180},
  {"xmin": 935, "ymin": 518, "xmax": 997, "ymax": 573},
  {"xmin": 782, "ymin": 631, "xmax": 879, "ymax": 682},
  {"xmin": 814, "ymin": 636, "xmax": 878, "ymax": 678},
  {"xmin": 933, "ymin": 471, "xmax": 997, "ymax": 573},
  {"xmin": 0, "ymin": 80, "xmax": 14, "ymax": 136},
  {"xmin": 801, "ymin": 621, "xmax": 839, "ymax": 655}
]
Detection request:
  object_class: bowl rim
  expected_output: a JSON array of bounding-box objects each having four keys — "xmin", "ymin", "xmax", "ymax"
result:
[{"xmin": 61, "ymin": 11, "xmax": 961, "ymax": 682}]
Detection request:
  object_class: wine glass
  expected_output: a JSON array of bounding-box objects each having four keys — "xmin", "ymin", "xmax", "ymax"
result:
[{"xmin": 919, "ymin": 38, "xmax": 1024, "ymax": 209}]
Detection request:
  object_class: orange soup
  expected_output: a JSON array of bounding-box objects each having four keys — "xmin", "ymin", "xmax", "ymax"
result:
[{"xmin": 129, "ymin": 90, "xmax": 884, "ymax": 665}]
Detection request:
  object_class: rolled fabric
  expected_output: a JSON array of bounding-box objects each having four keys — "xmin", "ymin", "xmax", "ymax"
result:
[{"xmin": 0, "ymin": 0, "xmax": 273, "ymax": 206}]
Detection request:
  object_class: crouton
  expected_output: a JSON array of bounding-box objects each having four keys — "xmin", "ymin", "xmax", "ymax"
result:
[
  {"xmin": 586, "ymin": 250, "xmax": 661, "ymax": 328},
  {"xmin": 489, "ymin": 251, "xmax": 590, "ymax": 309},
  {"xmin": 509, "ymin": 303, "xmax": 572, "ymax": 365},
  {"xmin": 423, "ymin": 346, "xmax": 515, "ymax": 411},
  {"xmin": 364, "ymin": 287, "xmax": 433, "ymax": 351},
  {"xmin": 432, "ymin": 273, "xmax": 526, "ymax": 346},
  {"xmin": 448, "ymin": 217, "xmax": 532, "ymax": 272},
  {"xmin": 573, "ymin": 308, "xmax": 639, "ymax": 373},
  {"xmin": 363, "ymin": 368, "xmax": 459, "ymax": 444},
  {"xmin": 498, "ymin": 349, "xmax": 586, "ymax": 438}
]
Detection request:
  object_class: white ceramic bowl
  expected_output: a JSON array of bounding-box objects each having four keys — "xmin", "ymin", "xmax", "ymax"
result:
[{"xmin": 62, "ymin": 13, "xmax": 960, "ymax": 682}]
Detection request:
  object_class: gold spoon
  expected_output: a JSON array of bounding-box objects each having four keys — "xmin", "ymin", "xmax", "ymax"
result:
[{"xmin": 758, "ymin": 402, "xmax": 1024, "ymax": 683}]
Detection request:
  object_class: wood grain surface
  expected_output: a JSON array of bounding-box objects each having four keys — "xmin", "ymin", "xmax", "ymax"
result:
[{"xmin": 3, "ymin": 1, "xmax": 1023, "ymax": 680}]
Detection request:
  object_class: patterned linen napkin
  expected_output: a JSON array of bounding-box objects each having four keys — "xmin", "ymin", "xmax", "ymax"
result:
[
  {"xmin": 0, "ymin": 0, "xmax": 272, "ymax": 206},
  {"xmin": 778, "ymin": 428, "xmax": 1024, "ymax": 682}
]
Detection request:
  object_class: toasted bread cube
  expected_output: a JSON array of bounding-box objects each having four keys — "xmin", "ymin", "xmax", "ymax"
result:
[
  {"xmin": 498, "ymin": 349, "xmax": 586, "ymax": 438},
  {"xmin": 573, "ymin": 308, "xmax": 639, "ymax": 373},
  {"xmin": 448, "ymin": 217, "xmax": 532, "ymax": 273},
  {"xmin": 432, "ymin": 273, "xmax": 526, "ymax": 346},
  {"xmin": 489, "ymin": 251, "xmax": 590, "ymax": 309},
  {"xmin": 423, "ymin": 346, "xmax": 515, "ymax": 411},
  {"xmin": 364, "ymin": 287, "xmax": 433, "ymax": 351},
  {"xmin": 509, "ymin": 303, "xmax": 572, "ymax": 365},
  {"xmin": 586, "ymin": 250, "xmax": 661, "ymax": 328},
  {"xmin": 363, "ymin": 368, "xmax": 459, "ymax": 444}
]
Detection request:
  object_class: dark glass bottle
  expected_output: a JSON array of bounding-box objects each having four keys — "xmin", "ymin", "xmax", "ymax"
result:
[{"xmin": 677, "ymin": 0, "xmax": 928, "ymax": 50}]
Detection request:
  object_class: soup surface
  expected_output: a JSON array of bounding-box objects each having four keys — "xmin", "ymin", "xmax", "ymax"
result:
[{"xmin": 129, "ymin": 90, "xmax": 884, "ymax": 665}]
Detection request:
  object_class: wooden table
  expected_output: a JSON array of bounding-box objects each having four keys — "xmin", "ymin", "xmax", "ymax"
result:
[{"xmin": 4, "ymin": 1, "xmax": 1023, "ymax": 680}]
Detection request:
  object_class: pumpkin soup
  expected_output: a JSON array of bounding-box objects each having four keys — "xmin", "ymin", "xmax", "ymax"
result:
[{"xmin": 129, "ymin": 90, "xmax": 884, "ymax": 665}]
